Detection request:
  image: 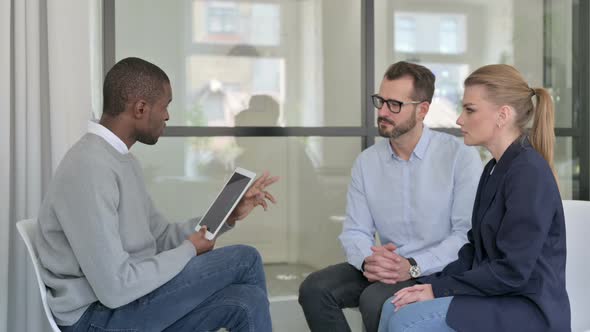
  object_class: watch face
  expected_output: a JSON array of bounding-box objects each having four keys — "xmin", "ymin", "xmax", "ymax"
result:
[{"xmin": 409, "ymin": 266, "xmax": 421, "ymax": 278}]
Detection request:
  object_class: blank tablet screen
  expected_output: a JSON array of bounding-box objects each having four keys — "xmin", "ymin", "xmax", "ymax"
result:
[{"xmin": 199, "ymin": 172, "xmax": 252, "ymax": 233}]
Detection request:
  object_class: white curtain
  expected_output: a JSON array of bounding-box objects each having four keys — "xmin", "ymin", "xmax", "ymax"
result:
[
  {"xmin": 0, "ymin": 0, "xmax": 98, "ymax": 330},
  {"xmin": 0, "ymin": 0, "xmax": 12, "ymax": 329}
]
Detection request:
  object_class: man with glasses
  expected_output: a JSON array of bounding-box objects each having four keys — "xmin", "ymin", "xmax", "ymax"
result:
[{"xmin": 298, "ymin": 61, "xmax": 482, "ymax": 332}]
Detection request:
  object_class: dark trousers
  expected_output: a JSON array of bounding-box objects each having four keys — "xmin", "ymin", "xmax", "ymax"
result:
[{"xmin": 298, "ymin": 262, "xmax": 416, "ymax": 332}]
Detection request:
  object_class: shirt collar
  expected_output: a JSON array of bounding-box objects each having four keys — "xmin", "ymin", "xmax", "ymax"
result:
[
  {"xmin": 383, "ymin": 125, "xmax": 432, "ymax": 161},
  {"xmin": 412, "ymin": 125, "xmax": 432, "ymax": 160},
  {"xmin": 87, "ymin": 120, "xmax": 129, "ymax": 154}
]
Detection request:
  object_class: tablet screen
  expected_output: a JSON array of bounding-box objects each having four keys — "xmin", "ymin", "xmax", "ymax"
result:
[{"xmin": 199, "ymin": 172, "xmax": 252, "ymax": 233}]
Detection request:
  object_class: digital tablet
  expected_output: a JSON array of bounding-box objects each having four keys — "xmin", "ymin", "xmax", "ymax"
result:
[{"xmin": 196, "ymin": 167, "xmax": 256, "ymax": 240}]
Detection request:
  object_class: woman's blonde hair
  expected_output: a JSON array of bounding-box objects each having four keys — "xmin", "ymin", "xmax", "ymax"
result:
[{"xmin": 464, "ymin": 64, "xmax": 556, "ymax": 179}]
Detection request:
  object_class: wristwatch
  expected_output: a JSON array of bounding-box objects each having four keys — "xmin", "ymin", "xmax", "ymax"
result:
[{"xmin": 407, "ymin": 257, "xmax": 421, "ymax": 278}]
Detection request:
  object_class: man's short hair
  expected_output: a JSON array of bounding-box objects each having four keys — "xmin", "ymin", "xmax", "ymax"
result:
[
  {"xmin": 103, "ymin": 57, "xmax": 170, "ymax": 116},
  {"xmin": 383, "ymin": 61, "xmax": 435, "ymax": 103}
]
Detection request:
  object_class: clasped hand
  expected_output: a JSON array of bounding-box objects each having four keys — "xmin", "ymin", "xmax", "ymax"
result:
[{"xmin": 362, "ymin": 243, "xmax": 411, "ymax": 284}]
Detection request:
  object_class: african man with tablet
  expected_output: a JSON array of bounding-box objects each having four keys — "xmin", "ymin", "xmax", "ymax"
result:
[{"xmin": 35, "ymin": 57, "xmax": 279, "ymax": 332}]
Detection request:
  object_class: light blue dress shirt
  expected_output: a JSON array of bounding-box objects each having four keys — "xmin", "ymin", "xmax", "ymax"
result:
[{"xmin": 339, "ymin": 126, "xmax": 483, "ymax": 276}]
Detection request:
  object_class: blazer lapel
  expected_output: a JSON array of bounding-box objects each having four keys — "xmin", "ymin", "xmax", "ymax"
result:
[
  {"xmin": 475, "ymin": 136, "xmax": 528, "ymax": 223},
  {"xmin": 470, "ymin": 160, "xmax": 494, "ymax": 261},
  {"xmin": 473, "ymin": 160, "xmax": 495, "ymax": 224},
  {"xmin": 476, "ymin": 162, "xmax": 500, "ymax": 223}
]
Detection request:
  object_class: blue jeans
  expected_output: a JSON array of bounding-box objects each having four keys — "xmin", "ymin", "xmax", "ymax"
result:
[
  {"xmin": 378, "ymin": 296, "xmax": 455, "ymax": 332},
  {"xmin": 60, "ymin": 245, "xmax": 271, "ymax": 332}
]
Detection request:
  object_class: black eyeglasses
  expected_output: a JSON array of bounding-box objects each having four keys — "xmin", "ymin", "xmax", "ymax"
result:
[{"xmin": 371, "ymin": 94, "xmax": 423, "ymax": 114}]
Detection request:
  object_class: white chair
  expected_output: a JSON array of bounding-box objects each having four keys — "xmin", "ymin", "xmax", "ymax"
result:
[
  {"xmin": 562, "ymin": 200, "xmax": 590, "ymax": 332},
  {"xmin": 16, "ymin": 218, "xmax": 62, "ymax": 332}
]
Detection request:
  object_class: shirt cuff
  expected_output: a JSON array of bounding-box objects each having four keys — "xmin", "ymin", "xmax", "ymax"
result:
[
  {"xmin": 348, "ymin": 254, "xmax": 368, "ymax": 271},
  {"xmin": 412, "ymin": 251, "xmax": 437, "ymax": 276}
]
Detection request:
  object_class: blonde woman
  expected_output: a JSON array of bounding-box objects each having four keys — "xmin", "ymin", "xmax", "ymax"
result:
[{"xmin": 378, "ymin": 64, "xmax": 570, "ymax": 332}]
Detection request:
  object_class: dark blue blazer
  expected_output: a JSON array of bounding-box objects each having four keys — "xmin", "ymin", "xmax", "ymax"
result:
[{"xmin": 420, "ymin": 137, "xmax": 570, "ymax": 332}]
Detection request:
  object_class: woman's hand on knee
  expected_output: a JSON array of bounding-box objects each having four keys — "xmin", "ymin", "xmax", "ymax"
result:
[{"xmin": 390, "ymin": 284, "xmax": 434, "ymax": 311}]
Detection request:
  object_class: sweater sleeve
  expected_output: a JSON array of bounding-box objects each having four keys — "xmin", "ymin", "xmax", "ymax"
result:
[
  {"xmin": 54, "ymin": 160, "xmax": 196, "ymax": 309},
  {"xmin": 147, "ymin": 195, "xmax": 234, "ymax": 253},
  {"xmin": 147, "ymin": 195, "xmax": 199, "ymax": 252}
]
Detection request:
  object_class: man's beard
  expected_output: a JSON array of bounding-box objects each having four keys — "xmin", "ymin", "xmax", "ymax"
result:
[
  {"xmin": 378, "ymin": 111, "xmax": 417, "ymax": 139},
  {"xmin": 137, "ymin": 130, "xmax": 159, "ymax": 145}
]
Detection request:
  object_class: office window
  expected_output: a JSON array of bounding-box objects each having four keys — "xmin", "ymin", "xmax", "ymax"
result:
[
  {"xmin": 439, "ymin": 18, "xmax": 460, "ymax": 54},
  {"xmin": 393, "ymin": 11, "xmax": 466, "ymax": 55},
  {"xmin": 112, "ymin": 0, "xmax": 363, "ymax": 271},
  {"xmin": 206, "ymin": 2, "xmax": 239, "ymax": 35},
  {"xmin": 131, "ymin": 136, "xmax": 359, "ymax": 266},
  {"xmin": 375, "ymin": 0, "xmax": 578, "ymax": 199},
  {"xmin": 195, "ymin": 1, "xmax": 280, "ymax": 45},
  {"xmin": 104, "ymin": 1, "xmax": 588, "ymax": 310},
  {"xmin": 394, "ymin": 16, "xmax": 416, "ymax": 53}
]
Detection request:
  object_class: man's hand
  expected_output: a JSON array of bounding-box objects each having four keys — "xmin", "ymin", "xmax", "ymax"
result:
[
  {"xmin": 227, "ymin": 171, "xmax": 279, "ymax": 225},
  {"xmin": 362, "ymin": 243, "xmax": 412, "ymax": 284},
  {"xmin": 188, "ymin": 226, "xmax": 215, "ymax": 255},
  {"xmin": 391, "ymin": 284, "xmax": 434, "ymax": 311}
]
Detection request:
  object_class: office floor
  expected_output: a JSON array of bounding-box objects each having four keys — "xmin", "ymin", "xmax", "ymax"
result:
[
  {"xmin": 264, "ymin": 263, "xmax": 364, "ymax": 332},
  {"xmin": 265, "ymin": 263, "xmax": 314, "ymax": 299}
]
